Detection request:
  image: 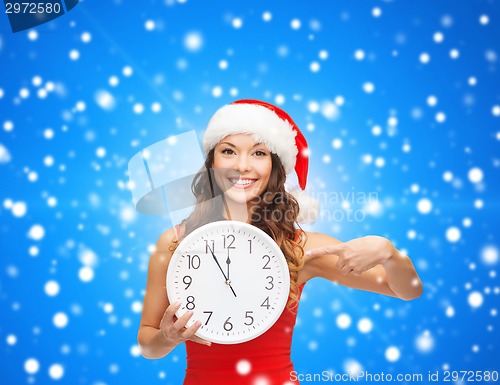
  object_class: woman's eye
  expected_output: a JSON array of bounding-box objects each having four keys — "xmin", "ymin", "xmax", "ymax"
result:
[
  {"xmin": 255, "ymin": 150, "xmax": 267, "ymax": 156},
  {"xmin": 221, "ymin": 148, "xmax": 235, "ymax": 155}
]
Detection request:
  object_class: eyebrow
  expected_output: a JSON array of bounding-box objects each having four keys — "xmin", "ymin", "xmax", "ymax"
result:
[{"xmin": 219, "ymin": 141, "xmax": 264, "ymax": 148}]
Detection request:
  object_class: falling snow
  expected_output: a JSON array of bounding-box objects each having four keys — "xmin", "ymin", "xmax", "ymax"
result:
[{"xmin": 1, "ymin": 1, "xmax": 499, "ymax": 384}]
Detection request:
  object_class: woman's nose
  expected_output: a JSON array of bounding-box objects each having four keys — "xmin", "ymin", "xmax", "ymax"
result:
[{"xmin": 235, "ymin": 155, "xmax": 251, "ymax": 172}]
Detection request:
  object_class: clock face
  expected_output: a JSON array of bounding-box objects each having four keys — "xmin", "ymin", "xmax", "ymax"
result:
[{"xmin": 166, "ymin": 220, "xmax": 290, "ymax": 344}]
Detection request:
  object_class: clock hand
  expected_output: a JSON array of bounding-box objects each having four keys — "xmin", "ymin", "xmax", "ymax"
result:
[
  {"xmin": 207, "ymin": 244, "xmax": 237, "ymax": 298},
  {"xmin": 226, "ymin": 249, "xmax": 231, "ymax": 280},
  {"xmin": 227, "ymin": 282, "xmax": 237, "ymax": 298}
]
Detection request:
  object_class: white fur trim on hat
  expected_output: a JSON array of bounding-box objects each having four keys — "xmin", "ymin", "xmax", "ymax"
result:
[
  {"xmin": 202, "ymin": 103, "xmax": 298, "ymax": 173},
  {"xmin": 287, "ymin": 187, "xmax": 321, "ymax": 224}
]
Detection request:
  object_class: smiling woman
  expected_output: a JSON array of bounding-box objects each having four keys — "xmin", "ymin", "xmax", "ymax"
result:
[
  {"xmin": 137, "ymin": 99, "xmax": 423, "ymax": 385},
  {"xmin": 212, "ymin": 134, "xmax": 273, "ymax": 210}
]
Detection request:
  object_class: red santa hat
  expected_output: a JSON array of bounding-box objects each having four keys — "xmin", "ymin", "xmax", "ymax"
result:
[{"xmin": 202, "ymin": 99, "xmax": 320, "ymax": 224}]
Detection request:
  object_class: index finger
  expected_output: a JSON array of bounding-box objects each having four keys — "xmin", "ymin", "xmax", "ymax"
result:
[{"xmin": 305, "ymin": 243, "xmax": 344, "ymax": 257}]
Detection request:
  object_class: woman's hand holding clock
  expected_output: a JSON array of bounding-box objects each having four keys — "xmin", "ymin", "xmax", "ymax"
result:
[{"xmin": 159, "ymin": 301, "xmax": 212, "ymax": 347}]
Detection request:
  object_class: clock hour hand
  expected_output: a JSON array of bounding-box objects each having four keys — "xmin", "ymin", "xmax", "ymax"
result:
[
  {"xmin": 226, "ymin": 249, "xmax": 231, "ymax": 280},
  {"xmin": 207, "ymin": 244, "xmax": 237, "ymax": 298}
]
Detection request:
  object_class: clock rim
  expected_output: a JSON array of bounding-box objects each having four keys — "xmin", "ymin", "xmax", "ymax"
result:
[{"xmin": 166, "ymin": 220, "xmax": 291, "ymax": 344}]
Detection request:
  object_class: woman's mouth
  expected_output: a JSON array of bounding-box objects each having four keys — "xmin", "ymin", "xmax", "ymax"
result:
[{"xmin": 228, "ymin": 178, "xmax": 257, "ymax": 189}]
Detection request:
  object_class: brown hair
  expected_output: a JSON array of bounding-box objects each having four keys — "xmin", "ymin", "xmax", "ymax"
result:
[{"xmin": 170, "ymin": 148, "xmax": 306, "ymax": 310}]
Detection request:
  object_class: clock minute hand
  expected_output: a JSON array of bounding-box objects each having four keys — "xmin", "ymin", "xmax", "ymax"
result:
[
  {"xmin": 207, "ymin": 245, "xmax": 227, "ymax": 279},
  {"xmin": 207, "ymin": 245, "xmax": 237, "ymax": 298}
]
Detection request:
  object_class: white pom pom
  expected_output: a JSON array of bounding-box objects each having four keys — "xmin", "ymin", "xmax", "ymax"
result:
[{"xmin": 288, "ymin": 188, "xmax": 320, "ymax": 224}]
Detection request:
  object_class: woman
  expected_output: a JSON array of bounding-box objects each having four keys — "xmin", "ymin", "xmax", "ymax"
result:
[{"xmin": 137, "ymin": 99, "xmax": 423, "ymax": 385}]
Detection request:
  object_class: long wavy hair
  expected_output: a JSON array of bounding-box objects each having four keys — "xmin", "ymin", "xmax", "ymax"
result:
[{"xmin": 170, "ymin": 148, "xmax": 306, "ymax": 310}]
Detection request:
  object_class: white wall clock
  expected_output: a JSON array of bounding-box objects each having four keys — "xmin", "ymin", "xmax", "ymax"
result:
[{"xmin": 166, "ymin": 220, "xmax": 291, "ymax": 344}]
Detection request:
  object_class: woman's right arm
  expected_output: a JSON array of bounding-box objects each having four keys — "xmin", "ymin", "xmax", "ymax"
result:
[{"xmin": 137, "ymin": 228, "xmax": 210, "ymax": 359}]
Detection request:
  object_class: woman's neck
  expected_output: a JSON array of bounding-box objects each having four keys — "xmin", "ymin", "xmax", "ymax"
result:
[{"xmin": 222, "ymin": 199, "xmax": 255, "ymax": 223}]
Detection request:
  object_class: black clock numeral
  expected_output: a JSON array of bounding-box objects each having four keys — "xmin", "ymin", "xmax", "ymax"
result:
[
  {"xmin": 183, "ymin": 275, "xmax": 192, "ymax": 290},
  {"xmin": 186, "ymin": 295, "xmax": 196, "ymax": 310},
  {"xmin": 223, "ymin": 317, "xmax": 233, "ymax": 331},
  {"xmin": 203, "ymin": 311, "xmax": 213, "ymax": 325},
  {"xmin": 223, "ymin": 234, "xmax": 235, "ymax": 249},
  {"xmin": 261, "ymin": 296, "xmax": 270, "ymax": 310},
  {"xmin": 187, "ymin": 254, "xmax": 201, "ymax": 269},
  {"xmin": 248, "ymin": 239, "xmax": 252, "ymax": 254},
  {"xmin": 205, "ymin": 240, "xmax": 215, "ymax": 254},
  {"xmin": 262, "ymin": 255, "xmax": 271, "ymax": 269},
  {"xmin": 244, "ymin": 311, "xmax": 254, "ymax": 326},
  {"xmin": 265, "ymin": 275, "xmax": 274, "ymax": 290}
]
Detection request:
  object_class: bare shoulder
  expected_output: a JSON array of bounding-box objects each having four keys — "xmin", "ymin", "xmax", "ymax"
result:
[
  {"xmin": 148, "ymin": 227, "xmax": 180, "ymax": 273},
  {"xmin": 156, "ymin": 227, "xmax": 178, "ymax": 251}
]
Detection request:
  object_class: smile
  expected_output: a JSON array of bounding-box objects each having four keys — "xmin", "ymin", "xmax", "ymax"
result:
[{"xmin": 228, "ymin": 178, "xmax": 257, "ymax": 188}]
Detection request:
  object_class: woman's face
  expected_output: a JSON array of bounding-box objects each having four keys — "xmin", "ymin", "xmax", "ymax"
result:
[{"xmin": 212, "ymin": 134, "xmax": 273, "ymax": 205}]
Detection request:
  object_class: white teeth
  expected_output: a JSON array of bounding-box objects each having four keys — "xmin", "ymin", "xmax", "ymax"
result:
[{"xmin": 229, "ymin": 178, "xmax": 255, "ymax": 185}]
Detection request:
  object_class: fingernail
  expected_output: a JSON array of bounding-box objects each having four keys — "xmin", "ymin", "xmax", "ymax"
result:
[
  {"xmin": 305, "ymin": 250, "xmax": 311, "ymax": 256},
  {"xmin": 174, "ymin": 301, "xmax": 182, "ymax": 307},
  {"xmin": 205, "ymin": 342, "xmax": 212, "ymax": 346},
  {"xmin": 195, "ymin": 320, "xmax": 201, "ymax": 326},
  {"xmin": 187, "ymin": 311, "xmax": 194, "ymax": 316}
]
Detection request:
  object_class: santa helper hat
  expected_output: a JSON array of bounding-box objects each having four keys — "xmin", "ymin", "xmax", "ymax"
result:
[{"xmin": 202, "ymin": 99, "xmax": 320, "ymax": 224}]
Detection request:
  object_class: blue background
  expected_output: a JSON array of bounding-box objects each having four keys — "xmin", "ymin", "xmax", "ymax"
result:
[{"xmin": 1, "ymin": 0, "xmax": 499, "ymax": 384}]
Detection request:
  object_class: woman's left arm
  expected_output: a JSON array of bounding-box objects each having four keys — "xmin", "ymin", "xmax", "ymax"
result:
[
  {"xmin": 378, "ymin": 244, "xmax": 423, "ymax": 300},
  {"xmin": 303, "ymin": 232, "xmax": 423, "ymax": 301}
]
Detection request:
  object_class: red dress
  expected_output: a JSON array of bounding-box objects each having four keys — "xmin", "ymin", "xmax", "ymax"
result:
[{"xmin": 183, "ymin": 283, "xmax": 305, "ymax": 385}]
